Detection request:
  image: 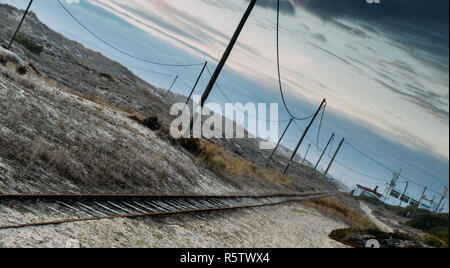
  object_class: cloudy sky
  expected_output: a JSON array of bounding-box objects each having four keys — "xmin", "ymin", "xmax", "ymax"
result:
[
  {"xmin": 2, "ymin": 0, "xmax": 448, "ymax": 207},
  {"xmin": 62, "ymin": 0, "xmax": 449, "ymax": 158}
]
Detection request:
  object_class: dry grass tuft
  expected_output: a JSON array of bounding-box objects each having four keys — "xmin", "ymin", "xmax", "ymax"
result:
[
  {"xmin": 310, "ymin": 197, "xmax": 376, "ymax": 229},
  {"xmin": 1, "ymin": 63, "xmax": 35, "ymax": 89},
  {"xmin": 179, "ymin": 138, "xmax": 294, "ymax": 189},
  {"xmin": 131, "ymin": 113, "xmax": 295, "ymax": 191}
]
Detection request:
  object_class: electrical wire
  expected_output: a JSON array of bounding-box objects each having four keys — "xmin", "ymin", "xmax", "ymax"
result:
[
  {"xmin": 316, "ymin": 102, "xmax": 326, "ymax": 151},
  {"xmin": 344, "ymin": 142, "xmax": 443, "ymax": 195},
  {"xmin": 56, "ymin": 0, "xmax": 204, "ymax": 67},
  {"xmin": 205, "ymin": 65, "xmax": 293, "ymax": 123},
  {"xmin": 276, "ymin": 0, "xmax": 316, "ymax": 121},
  {"xmin": 333, "ymin": 160, "xmax": 389, "ymax": 183},
  {"xmin": 344, "ymin": 142, "xmax": 394, "ymax": 173},
  {"xmin": 56, "ymin": 0, "xmax": 446, "ymax": 201}
]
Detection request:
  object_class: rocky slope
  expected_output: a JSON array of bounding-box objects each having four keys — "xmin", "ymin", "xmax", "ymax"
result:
[{"xmin": 0, "ymin": 3, "xmax": 337, "ymax": 195}]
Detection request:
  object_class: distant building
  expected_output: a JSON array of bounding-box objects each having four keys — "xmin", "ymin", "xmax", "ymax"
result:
[
  {"xmin": 353, "ymin": 184, "xmax": 383, "ymax": 199},
  {"xmin": 399, "ymin": 194, "xmax": 410, "ymax": 204},
  {"xmin": 389, "ymin": 189, "xmax": 401, "ymax": 199},
  {"xmin": 409, "ymin": 199, "xmax": 420, "ymax": 207}
]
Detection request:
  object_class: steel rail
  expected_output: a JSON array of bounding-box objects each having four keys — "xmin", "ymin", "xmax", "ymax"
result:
[
  {"xmin": 0, "ymin": 192, "xmax": 331, "ymax": 201},
  {"xmin": 0, "ymin": 192, "xmax": 337, "ymax": 230}
]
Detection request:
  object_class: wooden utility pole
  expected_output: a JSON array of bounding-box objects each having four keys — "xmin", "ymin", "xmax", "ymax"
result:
[
  {"xmin": 268, "ymin": 118, "xmax": 293, "ymax": 162},
  {"xmin": 430, "ymin": 195, "xmax": 436, "ymax": 211},
  {"xmin": 7, "ymin": 0, "xmax": 34, "ymax": 50},
  {"xmin": 435, "ymin": 187, "xmax": 448, "ymax": 213},
  {"xmin": 383, "ymin": 169, "xmax": 401, "ymax": 202},
  {"xmin": 399, "ymin": 182, "xmax": 409, "ymax": 207},
  {"xmin": 283, "ymin": 99, "xmax": 326, "ymax": 175},
  {"xmin": 322, "ymin": 138, "xmax": 344, "ymax": 180},
  {"xmin": 185, "ymin": 62, "xmax": 207, "ymax": 108},
  {"xmin": 199, "ymin": 0, "xmax": 257, "ymax": 108},
  {"xmin": 418, "ymin": 186, "xmax": 427, "ymax": 208},
  {"xmin": 166, "ymin": 75, "xmax": 179, "ymax": 94},
  {"xmin": 314, "ymin": 133, "xmax": 335, "ymax": 170},
  {"xmin": 302, "ymin": 143, "xmax": 311, "ymax": 165}
]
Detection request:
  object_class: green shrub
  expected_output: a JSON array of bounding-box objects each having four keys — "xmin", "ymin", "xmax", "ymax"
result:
[
  {"xmin": 15, "ymin": 35, "xmax": 44, "ymax": 55},
  {"xmin": 137, "ymin": 115, "xmax": 161, "ymax": 131},
  {"xmin": 422, "ymin": 235, "xmax": 446, "ymax": 248},
  {"xmin": 406, "ymin": 213, "xmax": 449, "ymax": 246},
  {"xmin": 16, "ymin": 65, "xmax": 27, "ymax": 75},
  {"xmin": 406, "ymin": 213, "xmax": 448, "ymax": 233}
]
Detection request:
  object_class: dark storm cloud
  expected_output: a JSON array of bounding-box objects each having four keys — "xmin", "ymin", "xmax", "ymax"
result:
[
  {"xmin": 294, "ymin": 0, "xmax": 449, "ymax": 71},
  {"xmin": 248, "ymin": 0, "xmax": 296, "ymax": 15},
  {"xmin": 330, "ymin": 20, "xmax": 368, "ymax": 38},
  {"xmin": 293, "ymin": 0, "xmax": 448, "ymax": 28},
  {"xmin": 249, "ymin": 0, "xmax": 449, "ymax": 71},
  {"xmin": 249, "ymin": 0, "xmax": 448, "ymax": 30}
]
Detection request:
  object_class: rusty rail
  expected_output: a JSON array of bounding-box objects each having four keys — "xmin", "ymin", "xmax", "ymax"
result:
[{"xmin": 0, "ymin": 192, "xmax": 338, "ymax": 230}]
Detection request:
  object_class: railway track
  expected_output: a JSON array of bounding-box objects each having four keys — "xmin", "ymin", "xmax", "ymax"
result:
[{"xmin": 0, "ymin": 192, "xmax": 337, "ymax": 230}]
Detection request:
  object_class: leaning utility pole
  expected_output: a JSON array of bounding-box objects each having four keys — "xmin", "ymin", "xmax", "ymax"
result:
[
  {"xmin": 435, "ymin": 187, "xmax": 448, "ymax": 213},
  {"xmin": 314, "ymin": 133, "xmax": 335, "ymax": 170},
  {"xmin": 302, "ymin": 143, "xmax": 311, "ymax": 165},
  {"xmin": 399, "ymin": 182, "xmax": 409, "ymax": 207},
  {"xmin": 268, "ymin": 118, "xmax": 293, "ymax": 162},
  {"xmin": 166, "ymin": 75, "xmax": 179, "ymax": 94},
  {"xmin": 283, "ymin": 99, "xmax": 327, "ymax": 175},
  {"xmin": 418, "ymin": 186, "xmax": 427, "ymax": 208},
  {"xmin": 430, "ymin": 195, "xmax": 436, "ymax": 211},
  {"xmin": 7, "ymin": 0, "xmax": 34, "ymax": 50},
  {"xmin": 185, "ymin": 62, "xmax": 207, "ymax": 109},
  {"xmin": 383, "ymin": 169, "xmax": 401, "ymax": 202},
  {"xmin": 322, "ymin": 138, "xmax": 344, "ymax": 180},
  {"xmin": 199, "ymin": 0, "xmax": 257, "ymax": 108}
]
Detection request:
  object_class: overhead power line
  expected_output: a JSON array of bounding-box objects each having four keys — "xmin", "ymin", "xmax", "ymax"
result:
[
  {"xmin": 56, "ymin": 0, "xmax": 204, "ymax": 67},
  {"xmin": 344, "ymin": 142, "xmax": 394, "ymax": 173},
  {"xmin": 344, "ymin": 142, "xmax": 443, "ymax": 195},
  {"xmin": 316, "ymin": 103, "xmax": 326, "ymax": 150},
  {"xmin": 333, "ymin": 160, "xmax": 389, "ymax": 183},
  {"xmin": 205, "ymin": 65, "xmax": 293, "ymax": 123},
  {"xmin": 57, "ymin": 0, "xmax": 446, "ymax": 200},
  {"xmin": 205, "ymin": 65, "xmax": 232, "ymax": 103},
  {"xmin": 276, "ymin": 0, "xmax": 317, "ymax": 121},
  {"xmin": 123, "ymin": 63, "xmax": 175, "ymax": 77}
]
